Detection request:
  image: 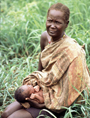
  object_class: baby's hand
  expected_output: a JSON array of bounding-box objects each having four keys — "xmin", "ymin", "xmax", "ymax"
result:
[
  {"xmin": 34, "ymin": 85, "xmax": 40, "ymax": 92},
  {"xmin": 30, "ymin": 93, "xmax": 36, "ymax": 99}
]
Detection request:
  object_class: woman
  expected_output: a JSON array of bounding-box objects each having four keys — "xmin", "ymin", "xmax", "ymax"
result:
[{"xmin": 1, "ymin": 3, "xmax": 90, "ymax": 118}]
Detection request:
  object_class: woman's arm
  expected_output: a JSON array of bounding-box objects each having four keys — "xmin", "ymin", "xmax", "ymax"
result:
[
  {"xmin": 38, "ymin": 56, "xmax": 44, "ymax": 71},
  {"xmin": 38, "ymin": 31, "xmax": 49, "ymax": 71}
]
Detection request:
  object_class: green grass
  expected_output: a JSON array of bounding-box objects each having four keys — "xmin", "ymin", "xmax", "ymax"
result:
[{"xmin": 0, "ymin": 0, "xmax": 90, "ymax": 117}]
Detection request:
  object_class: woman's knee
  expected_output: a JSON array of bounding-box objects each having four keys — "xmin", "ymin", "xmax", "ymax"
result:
[
  {"xmin": 1, "ymin": 110, "xmax": 9, "ymax": 118},
  {"xmin": 1, "ymin": 101, "xmax": 22, "ymax": 118},
  {"xmin": 7, "ymin": 114, "xmax": 33, "ymax": 118},
  {"xmin": 6, "ymin": 109, "xmax": 33, "ymax": 118}
]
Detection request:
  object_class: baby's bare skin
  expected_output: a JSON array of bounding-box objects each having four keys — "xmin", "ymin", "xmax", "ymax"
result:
[{"xmin": 30, "ymin": 89, "xmax": 44, "ymax": 103}]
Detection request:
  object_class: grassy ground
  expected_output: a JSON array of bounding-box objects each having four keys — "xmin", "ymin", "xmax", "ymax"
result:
[{"xmin": 0, "ymin": 0, "xmax": 90, "ymax": 117}]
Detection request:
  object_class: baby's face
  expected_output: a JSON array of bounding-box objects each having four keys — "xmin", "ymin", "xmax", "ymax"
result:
[{"xmin": 22, "ymin": 85, "xmax": 35, "ymax": 96}]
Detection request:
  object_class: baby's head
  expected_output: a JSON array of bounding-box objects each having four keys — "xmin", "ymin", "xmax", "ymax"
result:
[
  {"xmin": 15, "ymin": 85, "xmax": 35, "ymax": 103},
  {"xmin": 47, "ymin": 3, "xmax": 70, "ymax": 22}
]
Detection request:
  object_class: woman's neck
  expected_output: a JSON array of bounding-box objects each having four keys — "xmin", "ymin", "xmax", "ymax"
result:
[{"xmin": 51, "ymin": 32, "xmax": 65, "ymax": 42}]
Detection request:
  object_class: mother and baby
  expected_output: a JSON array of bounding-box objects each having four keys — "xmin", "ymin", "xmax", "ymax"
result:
[{"xmin": 1, "ymin": 2, "xmax": 90, "ymax": 118}]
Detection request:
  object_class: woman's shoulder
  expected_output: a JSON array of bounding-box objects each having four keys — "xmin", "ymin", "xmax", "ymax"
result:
[
  {"xmin": 40, "ymin": 31, "xmax": 50, "ymax": 51},
  {"xmin": 65, "ymin": 36, "xmax": 85, "ymax": 55},
  {"xmin": 41, "ymin": 31, "xmax": 50, "ymax": 41},
  {"xmin": 65, "ymin": 36, "xmax": 79, "ymax": 46}
]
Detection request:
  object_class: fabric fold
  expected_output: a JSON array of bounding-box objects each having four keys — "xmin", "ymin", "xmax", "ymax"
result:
[{"xmin": 23, "ymin": 36, "xmax": 90, "ymax": 113}]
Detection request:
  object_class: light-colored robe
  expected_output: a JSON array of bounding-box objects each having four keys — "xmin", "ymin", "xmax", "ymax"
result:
[{"xmin": 23, "ymin": 36, "xmax": 90, "ymax": 113}]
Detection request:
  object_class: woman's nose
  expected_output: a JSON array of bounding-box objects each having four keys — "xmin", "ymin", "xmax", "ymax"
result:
[{"xmin": 51, "ymin": 22, "xmax": 56, "ymax": 28}]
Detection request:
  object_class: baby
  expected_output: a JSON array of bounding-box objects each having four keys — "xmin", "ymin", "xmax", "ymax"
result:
[{"xmin": 15, "ymin": 84, "xmax": 44, "ymax": 108}]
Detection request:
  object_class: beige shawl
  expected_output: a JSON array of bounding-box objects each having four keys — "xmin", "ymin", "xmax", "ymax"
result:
[{"xmin": 23, "ymin": 36, "xmax": 90, "ymax": 113}]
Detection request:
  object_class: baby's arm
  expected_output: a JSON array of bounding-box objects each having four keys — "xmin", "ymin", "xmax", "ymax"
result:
[{"xmin": 30, "ymin": 93, "xmax": 44, "ymax": 104}]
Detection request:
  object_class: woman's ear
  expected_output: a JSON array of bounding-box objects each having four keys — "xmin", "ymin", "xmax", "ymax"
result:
[{"xmin": 65, "ymin": 20, "xmax": 69, "ymax": 28}]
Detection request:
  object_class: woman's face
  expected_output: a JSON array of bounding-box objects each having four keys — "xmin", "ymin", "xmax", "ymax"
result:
[{"xmin": 46, "ymin": 9, "xmax": 68, "ymax": 41}]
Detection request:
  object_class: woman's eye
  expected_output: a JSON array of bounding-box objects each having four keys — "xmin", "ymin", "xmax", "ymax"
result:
[
  {"xmin": 47, "ymin": 20, "xmax": 52, "ymax": 23},
  {"xmin": 55, "ymin": 21, "xmax": 61, "ymax": 24}
]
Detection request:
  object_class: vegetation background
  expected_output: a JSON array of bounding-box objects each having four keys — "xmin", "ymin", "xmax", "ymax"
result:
[{"xmin": 0, "ymin": 0, "xmax": 90, "ymax": 117}]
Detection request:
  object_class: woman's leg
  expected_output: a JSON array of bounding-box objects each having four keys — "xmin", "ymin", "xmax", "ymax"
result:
[
  {"xmin": 1, "ymin": 101, "xmax": 22, "ymax": 118},
  {"xmin": 7, "ymin": 109, "xmax": 33, "ymax": 118}
]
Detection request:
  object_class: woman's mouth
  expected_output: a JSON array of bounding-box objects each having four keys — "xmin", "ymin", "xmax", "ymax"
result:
[
  {"xmin": 50, "ymin": 30, "xmax": 57, "ymax": 33},
  {"xmin": 49, "ymin": 30, "xmax": 57, "ymax": 35}
]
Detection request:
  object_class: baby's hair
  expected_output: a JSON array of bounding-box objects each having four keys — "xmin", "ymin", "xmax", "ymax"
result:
[
  {"xmin": 47, "ymin": 3, "xmax": 70, "ymax": 22},
  {"xmin": 15, "ymin": 86, "xmax": 29, "ymax": 103}
]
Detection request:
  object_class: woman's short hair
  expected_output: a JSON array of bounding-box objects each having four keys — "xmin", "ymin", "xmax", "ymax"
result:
[{"xmin": 47, "ymin": 3, "xmax": 70, "ymax": 22}]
